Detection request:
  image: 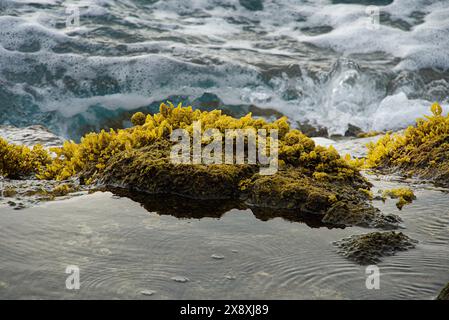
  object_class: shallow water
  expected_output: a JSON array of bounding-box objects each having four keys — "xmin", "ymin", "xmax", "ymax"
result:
[{"xmin": 1, "ymin": 175, "xmax": 448, "ymax": 299}]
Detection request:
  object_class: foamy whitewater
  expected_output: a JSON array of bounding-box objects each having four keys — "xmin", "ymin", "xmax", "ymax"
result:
[{"xmin": 0, "ymin": 0, "xmax": 448, "ymax": 138}]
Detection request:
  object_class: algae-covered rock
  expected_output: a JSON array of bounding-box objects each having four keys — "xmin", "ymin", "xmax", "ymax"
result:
[
  {"xmin": 437, "ymin": 282, "xmax": 449, "ymax": 300},
  {"xmin": 90, "ymin": 103, "xmax": 378, "ymax": 224},
  {"xmin": 0, "ymin": 178, "xmax": 82, "ymax": 209},
  {"xmin": 366, "ymin": 103, "xmax": 449, "ymax": 187},
  {"xmin": 99, "ymin": 140, "xmax": 256, "ymax": 200},
  {"xmin": 2, "ymin": 102, "xmax": 386, "ymax": 227},
  {"xmin": 333, "ymin": 231, "xmax": 417, "ymax": 265},
  {"xmin": 323, "ymin": 202, "xmax": 401, "ymax": 229}
]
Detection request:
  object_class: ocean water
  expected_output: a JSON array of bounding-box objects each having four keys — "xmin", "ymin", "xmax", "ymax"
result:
[{"xmin": 1, "ymin": 0, "xmax": 448, "ymax": 138}]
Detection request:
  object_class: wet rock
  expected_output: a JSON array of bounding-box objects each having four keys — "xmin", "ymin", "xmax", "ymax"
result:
[
  {"xmin": 297, "ymin": 121, "xmax": 329, "ymax": 137},
  {"xmin": 344, "ymin": 124, "xmax": 363, "ymax": 137},
  {"xmin": 387, "ymin": 71, "xmax": 425, "ymax": 99},
  {"xmin": 437, "ymin": 282, "xmax": 449, "ymax": 300},
  {"xmin": 0, "ymin": 125, "xmax": 64, "ymax": 147},
  {"xmin": 0, "ymin": 178, "xmax": 83, "ymax": 209},
  {"xmin": 425, "ymin": 79, "xmax": 449, "ymax": 103},
  {"xmin": 99, "ymin": 140, "xmax": 257, "ymax": 200},
  {"xmin": 300, "ymin": 26, "xmax": 333, "ymax": 36},
  {"xmin": 323, "ymin": 202, "xmax": 402, "ymax": 229},
  {"xmin": 333, "ymin": 231, "xmax": 417, "ymax": 265}
]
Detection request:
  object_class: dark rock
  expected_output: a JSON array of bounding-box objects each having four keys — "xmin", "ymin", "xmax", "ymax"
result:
[
  {"xmin": 345, "ymin": 123, "xmax": 363, "ymax": 137},
  {"xmin": 297, "ymin": 121, "xmax": 329, "ymax": 137},
  {"xmin": 333, "ymin": 231, "xmax": 417, "ymax": 265},
  {"xmin": 239, "ymin": 0, "xmax": 264, "ymax": 11},
  {"xmin": 437, "ymin": 282, "xmax": 449, "ymax": 300}
]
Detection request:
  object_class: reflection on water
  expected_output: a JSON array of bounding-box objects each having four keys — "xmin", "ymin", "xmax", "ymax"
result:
[
  {"xmin": 107, "ymin": 187, "xmax": 338, "ymax": 229},
  {"xmin": 0, "ymin": 176, "xmax": 448, "ymax": 300}
]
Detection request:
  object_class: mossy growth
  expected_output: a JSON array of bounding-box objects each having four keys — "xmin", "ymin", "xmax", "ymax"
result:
[
  {"xmin": 366, "ymin": 103, "xmax": 449, "ymax": 186},
  {"xmin": 52, "ymin": 183, "xmax": 77, "ymax": 197},
  {"xmin": 357, "ymin": 131, "xmax": 383, "ymax": 138},
  {"xmin": 437, "ymin": 282, "xmax": 449, "ymax": 300},
  {"xmin": 0, "ymin": 138, "xmax": 50, "ymax": 179},
  {"xmin": 358, "ymin": 188, "xmax": 373, "ymax": 200},
  {"xmin": 0, "ymin": 178, "xmax": 82, "ymax": 209},
  {"xmin": 333, "ymin": 231, "xmax": 417, "ymax": 265},
  {"xmin": 382, "ymin": 188, "xmax": 416, "ymax": 210}
]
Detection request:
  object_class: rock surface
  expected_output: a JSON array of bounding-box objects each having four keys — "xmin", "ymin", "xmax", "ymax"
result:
[
  {"xmin": 333, "ymin": 231, "xmax": 417, "ymax": 265},
  {"xmin": 0, "ymin": 125, "xmax": 64, "ymax": 147},
  {"xmin": 437, "ymin": 282, "xmax": 449, "ymax": 300}
]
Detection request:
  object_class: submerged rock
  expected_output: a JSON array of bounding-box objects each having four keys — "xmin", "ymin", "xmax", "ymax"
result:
[
  {"xmin": 437, "ymin": 282, "xmax": 449, "ymax": 300},
  {"xmin": 333, "ymin": 231, "xmax": 417, "ymax": 265},
  {"xmin": 0, "ymin": 178, "xmax": 83, "ymax": 209}
]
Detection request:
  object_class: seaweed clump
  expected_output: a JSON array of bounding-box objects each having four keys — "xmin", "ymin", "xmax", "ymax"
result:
[
  {"xmin": 366, "ymin": 103, "xmax": 449, "ymax": 186},
  {"xmin": 0, "ymin": 138, "xmax": 50, "ymax": 179},
  {"xmin": 382, "ymin": 188, "xmax": 416, "ymax": 210},
  {"xmin": 333, "ymin": 231, "xmax": 417, "ymax": 264}
]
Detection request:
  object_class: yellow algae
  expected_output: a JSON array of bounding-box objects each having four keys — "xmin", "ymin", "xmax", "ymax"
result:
[
  {"xmin": 382, "ymin": 188, "xmax": 416, "ymax": 210},
  {"xmin": 366, "ymin": 103, "xmax": 449, "ymax": 186},
  {"xmin": 35, "ymin": 102, "xmax": 362, "ymax": 184},
  {"xmin": 0, "ymin": 138, "xmax": 50, "ymax": 178},
  {"xmin": 357, "ymin": 131, "xmax": 383, "ymax": 138}
]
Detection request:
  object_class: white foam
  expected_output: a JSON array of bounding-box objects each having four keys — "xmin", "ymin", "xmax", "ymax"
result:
[
  {"xmin": 1, "ymin": 0, "xmax": 448, "ymax": 137},
  {"xmin": 300, "ymin": 1, "xmax": 449, "ymax": 71},
  {"xmin": 371, "ymin": 92, "xmax": 449, "ymax": 132}
]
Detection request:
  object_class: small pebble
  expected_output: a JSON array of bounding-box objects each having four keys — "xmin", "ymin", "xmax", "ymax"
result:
[
  {"xmin": 171, "ymin": 276, "xmax": 189, "ymax": 283},
  {"xmin": 140, "ymin": 290, "xmax": 155, "ymax": 296}
]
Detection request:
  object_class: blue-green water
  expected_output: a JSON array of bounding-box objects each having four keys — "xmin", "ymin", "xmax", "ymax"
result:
[{"xmin": 1, "ymin": 0, "xmax": 448, "ymax": 138}]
